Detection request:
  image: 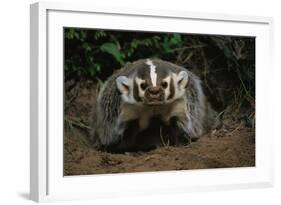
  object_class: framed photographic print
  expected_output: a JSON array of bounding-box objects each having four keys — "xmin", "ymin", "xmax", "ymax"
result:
[{"xmin": 30, "ymin": 2, "xmax": 274, "ymax": 202}]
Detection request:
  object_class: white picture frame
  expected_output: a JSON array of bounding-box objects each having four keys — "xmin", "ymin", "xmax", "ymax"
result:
[{"xmin": 30, "ymin": 1, "xmax": 274, "ymax": 202}]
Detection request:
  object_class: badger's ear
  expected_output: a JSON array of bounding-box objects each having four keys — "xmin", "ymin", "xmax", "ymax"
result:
[
  {"xmin": 176, "ymin": 71, "xmax": 189, "ymax": 89},
  {"xmin": 116, "ymin": 76, "xmax": 130, "ymax": 95}
]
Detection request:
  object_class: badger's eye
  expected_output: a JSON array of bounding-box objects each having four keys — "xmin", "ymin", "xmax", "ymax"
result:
[
  {"xmin": 161, "ymin": 81, "xmax": 168, "ymax": 89},
  {"xmin": 140, "ymin": 82, "xmax": 148, "ymax": 90}
]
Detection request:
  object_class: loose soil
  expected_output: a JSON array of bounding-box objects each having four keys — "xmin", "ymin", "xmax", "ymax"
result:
[{"xmin": 64, "ymin": 80, "xmax": 255, "ymax": 176}]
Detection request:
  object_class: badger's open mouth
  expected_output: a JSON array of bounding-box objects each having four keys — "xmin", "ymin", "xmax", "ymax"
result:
[
  {"xmin": 145, "ymin": 100, "xmax": 165, "ymax": 105},
  {"xmin": 144, "ymin": 88, "xmax": 165, "ymax": 105},
  {"xmin": 144, "ymin": 96, "xmax": 165, "ymax": 105}
]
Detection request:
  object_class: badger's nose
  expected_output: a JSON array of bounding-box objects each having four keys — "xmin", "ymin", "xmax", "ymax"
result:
[{"xmin": 147, "ymin": 86, "xmax": 161, "ymax": 95}]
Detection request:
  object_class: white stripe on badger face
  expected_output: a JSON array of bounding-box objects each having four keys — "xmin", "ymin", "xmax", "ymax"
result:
[{"xmin": 146, "ymin": 59, "xmax": 157, "ymax": 87}]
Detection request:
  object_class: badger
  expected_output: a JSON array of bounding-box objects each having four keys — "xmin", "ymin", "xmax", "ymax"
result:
[{"xmin": 90, "ymin": 59, "xmax": 218, "ymax": 152}]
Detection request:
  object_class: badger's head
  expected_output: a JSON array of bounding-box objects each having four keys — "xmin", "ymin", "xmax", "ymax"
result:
[{"xmin": 116, "ymin": 59, "xmax": 189, "ymax": 105}]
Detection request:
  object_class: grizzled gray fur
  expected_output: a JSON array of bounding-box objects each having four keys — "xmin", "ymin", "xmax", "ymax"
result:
[{"xmin": 90, "ymin": 59, "xmax": 218, "ymax": 152}]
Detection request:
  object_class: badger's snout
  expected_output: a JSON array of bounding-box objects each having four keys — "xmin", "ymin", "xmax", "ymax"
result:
[{"xmin": 144, "ymin": 86, "xmax": 165, "ymax": 105}]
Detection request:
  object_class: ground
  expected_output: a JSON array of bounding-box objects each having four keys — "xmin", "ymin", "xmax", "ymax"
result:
[{"xmin": 64, "ymin": 80, "xmax": 255, "ymax": 176}]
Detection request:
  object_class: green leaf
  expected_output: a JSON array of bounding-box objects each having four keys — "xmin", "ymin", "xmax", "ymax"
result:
[
  {"xmin": 162, "ymin": 36, "xmax": 171, "ymax": 52},
  {"xmin": 100, "ymin": 43, "xmax": 124, "ymax": 65},
  {"xmin": 170, "ymin": 33, "xmax": 182, "ymax": 46},
  {"xmin": 94, "ymin": 31, "xmax": 106, "ymax": 40},
  {"xmin": 82, "ymin": 43, "xmax": 92, "ymax": 52}
]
